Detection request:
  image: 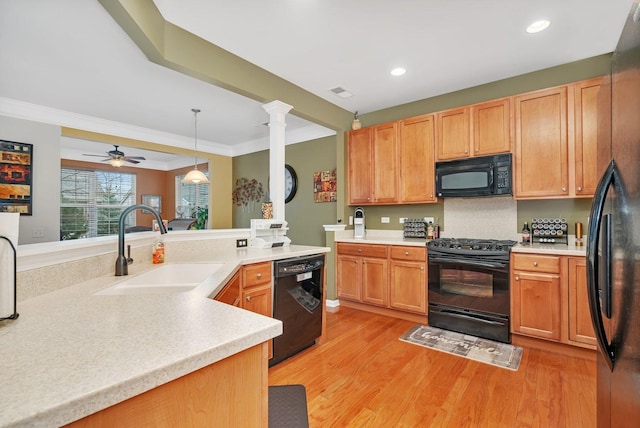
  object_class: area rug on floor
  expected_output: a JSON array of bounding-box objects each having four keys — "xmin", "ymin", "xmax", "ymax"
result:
[{"xmin": 400, "ymin": 325, "xmax": 523, "ymax": 371}]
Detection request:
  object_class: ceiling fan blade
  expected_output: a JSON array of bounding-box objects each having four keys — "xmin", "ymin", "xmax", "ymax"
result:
[
  {"xmin": 124, "ymin": 158, "xmax": 141, "ymax": 164},
  {"xmin": 124, "ymin": 156, "xmax": 146, "ymax": 160},
  {"xmin": 83, "ymin": 153, "xmax": 109, "ymax": 158}
]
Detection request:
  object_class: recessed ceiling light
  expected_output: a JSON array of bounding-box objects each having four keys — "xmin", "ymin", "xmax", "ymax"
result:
[
  {"xmin": 390, "ymin": 67, "xmax": 406, "ymax": 76},
  {"xmin": 526, "ymin": 19, "xmax": 551, "ymax": 34}
]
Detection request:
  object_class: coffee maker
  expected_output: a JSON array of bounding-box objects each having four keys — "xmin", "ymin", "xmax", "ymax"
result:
[{"xmin": 354, "ymin": 207, "xmax": 365, "ymax": 238}]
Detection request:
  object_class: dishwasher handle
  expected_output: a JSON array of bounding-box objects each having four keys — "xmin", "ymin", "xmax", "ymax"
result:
[{"xmin": 274, "ymin": 255, "xmax": 325, "ymax": 278}]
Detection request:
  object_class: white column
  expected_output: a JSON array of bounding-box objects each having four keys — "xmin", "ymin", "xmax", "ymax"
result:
[{"xmin": 261, "ymin": 100, "xmax": 293, "ymax": 220}]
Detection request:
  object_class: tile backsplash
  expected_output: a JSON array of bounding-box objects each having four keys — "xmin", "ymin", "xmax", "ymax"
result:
[{"xmin": 443, "ymin": 197, "xmax": 518, "ymax": 241}]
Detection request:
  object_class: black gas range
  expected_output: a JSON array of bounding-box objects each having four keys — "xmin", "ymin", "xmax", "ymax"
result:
[{"xmin": 426, "ymin": 237, "xmax": 517, "ymax": 343}]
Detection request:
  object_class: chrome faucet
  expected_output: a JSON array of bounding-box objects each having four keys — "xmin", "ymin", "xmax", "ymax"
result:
[{"xmin": 115, "ymin": 204, "xmax": 167, "ymax": 276}]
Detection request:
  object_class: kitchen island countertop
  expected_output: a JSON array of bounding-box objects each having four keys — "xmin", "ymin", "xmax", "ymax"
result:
[{"xmin": 0, "ymin": 244, "xmax": 329, "ymax": 428}]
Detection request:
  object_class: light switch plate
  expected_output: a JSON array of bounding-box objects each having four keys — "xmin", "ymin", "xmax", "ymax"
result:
[{"xmin": 381, "ymin": 217, "xmax": 390, "ymax": 223}]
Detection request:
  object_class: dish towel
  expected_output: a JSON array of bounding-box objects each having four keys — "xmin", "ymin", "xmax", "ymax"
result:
[{"xmin": 0, "ymin": 213, "xmax": 19, "ymax": 319}]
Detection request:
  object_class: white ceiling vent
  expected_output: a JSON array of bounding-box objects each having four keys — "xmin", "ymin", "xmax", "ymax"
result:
[{"xmin": 330, "ymin": 86, "xmax": 353, "ymax": 98}]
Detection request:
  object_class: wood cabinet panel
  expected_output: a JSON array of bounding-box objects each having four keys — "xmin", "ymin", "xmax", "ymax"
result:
[
  {"xmin": 389, "ymin": 260, "xmax": 426, "ymax": 314},
  {"xmin": 214, "ymin": 271, "xmax": 241, "ymax": 306},
  {"xmin": 347, "ymin": 127, "xmax": 373, "ymax": 204},
  {"xmin": 399, "ymin": 114, "xmax": 436, "ymax": 203},
  {"xmin": 514, "ymin": 86, "xmax": 569, "ymax": 198},
  {"xmin": 573, "ymin": 78, "xmax": 603, "ymax": 197},
  {"xmin": 512, "ymin": 270, "xmax": 562, "ymax": 341},
  {"xmin": 512, "ymin": 253, "xmax": 561, "ymax": 273},
  {"xmin": 361, "ymin": 257, "xmax": 389, "ymax": 307},
  {"xmin": 337, "ymin": 242, "xmax": 388, "ymax": 258},
  {"xmin": 436, "ymin": 107, "xmax": 470, "ymax": 160},
  {"xmin": 243, "ymin": 262, "xmax": 272, "ymax": 288},
  {"xmin": 372, "ymin": 122, "xmax": 399, "ymax": 204},
  {"xmin": 389, "ymin": 246, "xmax": 426, "ymax": 262},
  {"xmin": 568, "ymin": 257, "xmax": 597, "ymax": 347},
  {"xmin": 472, "ymin": 98, "xmax": 511, "ymax": 156},
  {"xmin": 336, "ymin": 254, "xmax": 361, "ymax": 301}
]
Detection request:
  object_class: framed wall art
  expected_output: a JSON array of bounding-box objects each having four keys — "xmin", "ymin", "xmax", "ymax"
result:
[
  {"xmin": 0, "ymin": 140, "xmax": 33, "ymax": 215},
  {"xmin": 313, "ymin": 169, "xmax": 337, "ymax": 203}
]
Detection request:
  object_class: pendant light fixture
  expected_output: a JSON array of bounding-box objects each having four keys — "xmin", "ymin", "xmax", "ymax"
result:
[{"xmin": 182, "ymin": 108, "xmax": 210, "ymax": 184}]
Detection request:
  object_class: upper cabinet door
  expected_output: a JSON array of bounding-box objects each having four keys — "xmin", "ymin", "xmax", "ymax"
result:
[
  {"xmin": 472, "ymin": 98, "xmax": 512, "ymax": 156},
  {"xmin": 573, "ymin": 77, "xmax": 603, "ymax": 198},
  {"xmin": 347, "ymin": 127, "xmax": 373, "ymax": 204},
  {"xmin": 436, "ymin": 107, "xmax": 470, "ymax": 160},
  {"xmin": 371, "ymin": 122, "xmax": 399, "ymax": 204},
  {"xmin": 399, "ymin": 114, "xmax": 436, "ymax": 203},
  {"xmin": 514, "ymin": 86, "xmax": 569, "ymax": 198}
]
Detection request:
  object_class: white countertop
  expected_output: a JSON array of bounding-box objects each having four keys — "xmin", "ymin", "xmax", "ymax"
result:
[
  {"xmin": 334, "ymin": 229, "xmax": 587, "ymax": 256},
  {"xmin": 0, "ymin": 244, "xmax": 329, "ymax": 428},
  {"xmin": 511, "ymin": 241, "xmax": 586, "ymax": 257}
]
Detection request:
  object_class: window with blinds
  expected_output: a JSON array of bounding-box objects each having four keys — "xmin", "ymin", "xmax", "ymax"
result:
[
  {"xmin": 60, "ymin": 168, "xmax": 136, "ymax": 240},
  {"xmin": 175, "ymin": 174, "xmax": 209, "ymax": 219}
]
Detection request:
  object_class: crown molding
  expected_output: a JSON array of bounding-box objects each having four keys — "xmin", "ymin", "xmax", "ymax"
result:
[{"xmin": 0, "ymin": 97, "xmax": 336, "ymax": 157}]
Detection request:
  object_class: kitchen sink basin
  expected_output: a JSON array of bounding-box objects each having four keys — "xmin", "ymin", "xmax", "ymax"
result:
[{"xmin": 96, "ymin": 263, "xmax": 225, "ymax": 295}]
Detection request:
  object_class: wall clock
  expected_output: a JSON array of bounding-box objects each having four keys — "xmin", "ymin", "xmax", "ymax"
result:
[{"xmin": 285, "ymin": 164, "xmax": 298, "ymax": 203}]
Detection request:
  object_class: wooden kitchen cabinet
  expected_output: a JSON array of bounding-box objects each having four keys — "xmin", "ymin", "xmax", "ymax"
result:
[
  {"xmin": 567, "ymin": 257, "xmax": 597, "ymax": 347},
  {"xmin": 436, "ymin": 107, "xmax": 470, "ymax": 160},
  {"xmin": 242, "ymin": 261, "xmax": 273, "ymax": 358},
  {"xmin": 389, "ymin": 246, "xmax": 427, "ymax": 314},
  {"xmin": 511, "ymin": 253, "xmax": 562, "ymax": 341},
  {"xmin": 436, "ymin": 98, "xmax": 511, "ymax": 161},
  {"xmin": 336, "ymin": 243, "xmax": 388, "ymax": 307},
  {"xmin": 472, "ymin": 97, "xmax": 512, "ymax": 156},
  {"xmin": 347, "ymin": 122, "xmax": 398, "ymax": 205},
  {"xmin": 214, "ymin": 271, "xmax": 241, "ymax": 306},
  {"xmin": 398, "ymin": 114, "xmax": 437, "ymax": 203},
  {"xmin": 573, "ymin": 77, "xmax": 603, "ymax": 197},
  {"xmin": 337, "ymin": 243, "xmax": 427, "ymax": 321},
  {"xmin": 514, "ymin": 85, "xmax": 569, "ymax": 198}
]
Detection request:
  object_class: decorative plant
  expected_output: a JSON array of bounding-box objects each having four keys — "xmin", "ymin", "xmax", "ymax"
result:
[
  {"xmin": 232, "ymin": 178, "xmax": 265, "ymax": 212},
  {"xmin": 191, "ymin": 206, "xmax": 208, "ymax": 230}
]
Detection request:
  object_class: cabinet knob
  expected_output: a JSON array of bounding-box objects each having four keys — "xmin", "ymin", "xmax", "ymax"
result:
[
  {"xmin": 464, "ymin": 149, "xmax": 468, "ymax": 154},
  {"xmin": 246, "ymin": 296, "xmax": 252, "ymax": 302},
  {"xmin": 405, "ymin": 251, "xmax": 409, "ymax": 256},
  {"xmin": 515, "ymin": 275, "xmax": 520, "ymax": 281},
  {"xmin": 257, "ymin": 273, "xmax": 262, "ymax": 279},
  {"xmin": 578, "ymin": 186, "xmax": 583, "ymax": 192},
  {"xmin": 358, "ymin": 248, "xmax": 362, "ymax": 252},
  {"xmin": 430, "ymin": 194, "xmax": 433, "ymax": 199},
  {"xmin": 421, "ymin": 267, "xmax": 424, "ymax": 271},
  {"xmin": 533, "ymin": 262, "xmax": 538, "ymax": 267},
  {"xmin": 475, "ymin": 149, "xmax": 479, "ymax": 153},
  {"xmin": 363, "ymin": 260, "xmax": 366, "ymax": 264},
  {"xmin": 562, "ymin": 187, "xmax": 567, "ymax": 192}
]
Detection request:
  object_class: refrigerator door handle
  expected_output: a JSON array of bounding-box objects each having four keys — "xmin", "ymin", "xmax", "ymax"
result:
[{"xmin": 587, "ymin": 159, "xmax": 617, "ymax": 370}]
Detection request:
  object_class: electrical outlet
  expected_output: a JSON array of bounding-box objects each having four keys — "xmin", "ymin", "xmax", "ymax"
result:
[
  {"xmin": 424, "ymin": 217, "xmax": 434, "ymax": 223},
  {"xmin": 399, "ymin": 217, "xmax": 407, "ymax": 224},
  {"xmin": 236, "ymin": 239, "xmax": 248, "ymax": 248},
  {"xmin": 381, "ymin": 216, "xmax": 390, "ymax": 224},
  {"xmin": 349, "ymin": 216, "xmax": 353, "ymax": 225},
  {"xmin": 32, "ymin": 227, "xmax": 45, "ymax": 238}
]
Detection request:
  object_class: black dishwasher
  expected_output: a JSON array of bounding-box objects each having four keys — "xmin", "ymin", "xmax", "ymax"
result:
[{"xmin": 271, "ymin": 254, "xmax": 324, "ymax": 366}]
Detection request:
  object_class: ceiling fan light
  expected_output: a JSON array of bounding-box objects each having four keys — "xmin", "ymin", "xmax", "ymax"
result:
[
  {"xmin": 109, "ymin": 158, "xmax": 124, "ymax": 167},
  {"xmin": 182, "ymin": 168, "xmax": 210, "ymax": 184}
]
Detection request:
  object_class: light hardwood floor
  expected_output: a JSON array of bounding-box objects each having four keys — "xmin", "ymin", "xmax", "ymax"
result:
[{"xmin": 268, "ymin": 307, "xmax": 596, "ymax": 427}]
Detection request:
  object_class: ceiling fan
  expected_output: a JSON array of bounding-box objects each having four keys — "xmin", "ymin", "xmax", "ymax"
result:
[{"xmin": 82, "ymin": 145, "xmax": 145, "ymax": 167}]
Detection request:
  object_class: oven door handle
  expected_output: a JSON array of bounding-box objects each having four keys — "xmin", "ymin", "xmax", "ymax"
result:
[
  {"xmin": 431, "ymin": 308, "xmax": 506, "ymax": 326},
  {"xmin": 427, "ymin": 257, "xmax": 507, "ymax": 270}
]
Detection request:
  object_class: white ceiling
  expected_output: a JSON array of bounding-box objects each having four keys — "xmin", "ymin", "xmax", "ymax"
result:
[{"xmin": 0, "ymin": 0, "xmax": 634, "ymax": 161}]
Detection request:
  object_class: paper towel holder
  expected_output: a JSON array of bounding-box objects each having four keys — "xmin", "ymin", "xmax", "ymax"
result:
[{"xmin": 0, "ymin": 235, "xmax": 19, "ymax": 321}]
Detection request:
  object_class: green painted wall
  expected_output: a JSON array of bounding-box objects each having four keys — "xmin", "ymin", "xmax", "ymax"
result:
[
  {"xmin": 517, "ymin": 199, "xmax": 592, "ymax": 235},
  {"xmin": 232, "ymin": 136, "xmax": 337, "ymax": 247}
]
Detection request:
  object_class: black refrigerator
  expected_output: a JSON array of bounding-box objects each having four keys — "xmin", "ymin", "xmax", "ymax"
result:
[{"xmin": 587, "ymin": 1, "xmax": 640, "ymax": 427}]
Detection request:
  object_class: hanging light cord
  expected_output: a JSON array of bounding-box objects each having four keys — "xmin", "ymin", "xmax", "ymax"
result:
[{"xmin": 192, "ymin": 108, "xmax": 200, "ymax": 169}]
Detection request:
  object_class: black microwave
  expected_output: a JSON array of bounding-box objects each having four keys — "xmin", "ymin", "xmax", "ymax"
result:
[{"xmin": 435, "ymin": 153, "xmax": 512, "ymax": 198}]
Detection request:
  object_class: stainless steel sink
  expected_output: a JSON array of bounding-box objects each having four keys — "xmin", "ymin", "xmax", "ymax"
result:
[{"xmin": 95, "ymin": 263, "xmax": 224, "ymax": 295}]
